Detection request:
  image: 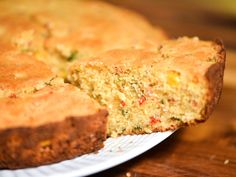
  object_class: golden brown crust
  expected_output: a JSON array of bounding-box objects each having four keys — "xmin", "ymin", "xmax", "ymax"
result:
[
  {"xmin": 0, "ymin": 0, "xmax": 167, "ymax": 77},
  {"xmin": 0, "ymin": 45, "xmax": 57, "ymax": 97},
  {"xmin": 0, "ymin": 84, "xmax": 104, "ymax": 129},
  {"xmin": 73, "ymin": 37, "xmax": 222, "ymax": 73},
  {"xmin": 202, "ymin": 40, "xmax": 226, "ymax": 120},
  {"xmin": 0, "ymin": 110, "xmax": 108, "ymax": 169}
]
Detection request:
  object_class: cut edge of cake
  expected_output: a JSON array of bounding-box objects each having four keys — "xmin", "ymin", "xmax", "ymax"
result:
[{"xmin": 68, "ymin": 37, "xmax": 226, "ymax": 137}]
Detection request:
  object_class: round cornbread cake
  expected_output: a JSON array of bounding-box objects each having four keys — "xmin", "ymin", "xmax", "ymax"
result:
[{"xmin": 0, "ymin": 0, "xmax": 225, "ymax": 169}]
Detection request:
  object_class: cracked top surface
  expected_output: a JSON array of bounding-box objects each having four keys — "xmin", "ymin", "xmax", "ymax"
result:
[
  {"xmin": 70, "ymin": 37, "xmax": 223, "ymax": 80},
  {"xmin": 0, "ymin": 0, "xmax": 167, "ymax": 77}
]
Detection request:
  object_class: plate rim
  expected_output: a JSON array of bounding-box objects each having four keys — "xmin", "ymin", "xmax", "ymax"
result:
[{"xmin": 50, "ymin": 131, "xmax": 174, "ymax": 177}]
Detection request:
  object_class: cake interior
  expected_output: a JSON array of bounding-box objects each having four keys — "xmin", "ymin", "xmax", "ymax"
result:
[{"xmin": 70, "ymin": 64, "xmax": 208, "ymax": 137}]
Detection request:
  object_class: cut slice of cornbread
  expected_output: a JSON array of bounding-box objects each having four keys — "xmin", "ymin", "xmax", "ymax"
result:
[
  {"xmin": 68, "ymin": 37, "xmax": 225, "ymax": 137},
  {"xmin": 0, "ymin": 84, "xmax": 108, "ymax": 169}
]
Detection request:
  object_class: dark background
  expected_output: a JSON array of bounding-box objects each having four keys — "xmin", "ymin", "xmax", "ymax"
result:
[{"xmin": 106, "ymin": 0, "xmax": 236, "ymax": 49}]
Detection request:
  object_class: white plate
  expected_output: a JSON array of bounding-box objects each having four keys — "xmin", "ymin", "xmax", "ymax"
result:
[{"xmin": 0, "ymin": 131, "xmax": 174, "ymax": 177}]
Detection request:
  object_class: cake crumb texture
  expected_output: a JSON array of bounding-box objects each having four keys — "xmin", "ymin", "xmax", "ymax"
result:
[{"xmin": 69, "ymin": 37, "xmax": 225, "ymax": 137}]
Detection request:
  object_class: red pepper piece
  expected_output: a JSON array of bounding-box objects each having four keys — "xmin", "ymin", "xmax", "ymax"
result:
[
  {"xmin": 150, "ymin": 116, "xmax": 161, "ymax": 125},
  {"xmin": 9, "ymin": 94, "xmax": 17, "ymax": 98},
  {"xmin": 120, "ymin": 101, "xmax": 126, "ymax": 107},
  {"xmin": 139, "ymin": 96, "xmax": 146, "ymax": 105}
]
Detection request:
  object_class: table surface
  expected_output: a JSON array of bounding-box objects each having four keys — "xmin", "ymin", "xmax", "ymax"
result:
[{"xmin": 92, "ymin": 1, "xmax": 236, "ymax": 177}]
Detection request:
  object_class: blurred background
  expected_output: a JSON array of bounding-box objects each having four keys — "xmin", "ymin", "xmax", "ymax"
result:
[{"xmin": 105, "ymin": 0, "xmax": 236, "ymax": 48}]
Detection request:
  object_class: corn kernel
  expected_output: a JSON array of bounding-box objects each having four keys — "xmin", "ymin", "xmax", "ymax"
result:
[
  {"xmin": 40, "ymin": 140, "xmax": 51, "ymax": 147},
  {"xmin": 167, "ymin": 71, "xmax": 180, "ymax": 86}
]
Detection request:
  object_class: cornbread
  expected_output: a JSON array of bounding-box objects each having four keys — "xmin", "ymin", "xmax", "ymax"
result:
[
  {"xmin": 0, "ymin": 0, "xmax": 226, "ymax": 169},
  {"xmin": 69, "ymin": 37, "xmax": 225, "ymax": 137}
]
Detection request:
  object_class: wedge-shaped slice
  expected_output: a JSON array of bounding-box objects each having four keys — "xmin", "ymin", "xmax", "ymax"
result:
[
  {"xmin": 69, "ymin": 37, "xmax": 225, "ymax": 137},
  {"xmin": 0, "ymin": 84, "xmax": 108, "ymax": 169}
]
